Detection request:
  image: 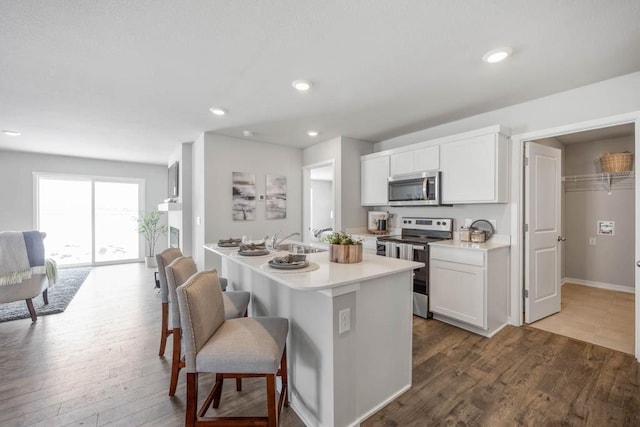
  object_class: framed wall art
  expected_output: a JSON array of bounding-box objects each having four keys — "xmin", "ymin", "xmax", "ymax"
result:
[
  {"xmin": 265, "ymin": 174, "xmax": 286, "ymax": 219},
  {"xmin": 232, "ymin": 172, "xmax": 256, "ymax": 221}
]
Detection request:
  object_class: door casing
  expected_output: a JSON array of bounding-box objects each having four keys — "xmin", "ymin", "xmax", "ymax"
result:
[{"xmin": 509, "ymin": 111, "xmax": 640, "ymax": 361}]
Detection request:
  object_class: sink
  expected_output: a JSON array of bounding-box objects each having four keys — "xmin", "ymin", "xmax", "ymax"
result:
[{"xmin": 275, "ymin": 244, "xmax": 327, "ymax": 254}]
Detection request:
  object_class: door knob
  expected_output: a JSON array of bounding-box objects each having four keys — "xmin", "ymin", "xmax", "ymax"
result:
[{"xmin": 557, "ymin": 236, "xmax": 566, "ymax": 242}]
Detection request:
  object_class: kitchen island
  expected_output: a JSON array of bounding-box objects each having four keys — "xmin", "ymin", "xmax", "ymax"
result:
[{"xmin": 205, "ymin": 244, "xmax": 423, "ymax": 427}]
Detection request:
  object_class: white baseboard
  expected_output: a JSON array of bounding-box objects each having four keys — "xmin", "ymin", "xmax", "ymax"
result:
[
  {"xmin": 290, "ymin": 383, "xmax": 411, "ymax": 427},
  {"xmin": 353, "ymin": 383, "xmax": 411, "ymax": 426},
  {"xmin": 562, "ymin": 277, "xmax": 635, "ymax": 294}
]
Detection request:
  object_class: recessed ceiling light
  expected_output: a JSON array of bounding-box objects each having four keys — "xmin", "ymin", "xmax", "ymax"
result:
[
  {"xmin": 209, "ymin": 107, "xmax": 227, "ymax": 116},
  {"xmin": 292, "ymin": 80, "xmax": 312, "ymax": 91},
  {"xmin": 307, "ymin": 130, "xmax": 319, "ymax": 137},
  {"xmin": 242, "ymin": 130, "xmax": 254, "ymax": 137},
  {"xmin": 2, "ymin": 130, "xmax": 21, "ymax": 136},
  {"xmin": 482, "ymin": 47, "xmax": 513, "ymax": 63}
]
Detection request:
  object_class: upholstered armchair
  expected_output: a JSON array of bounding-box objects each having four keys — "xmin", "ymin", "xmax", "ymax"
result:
[{"xmin": 0, "ymin": 231, "xmax": 50, "ymax": 321}]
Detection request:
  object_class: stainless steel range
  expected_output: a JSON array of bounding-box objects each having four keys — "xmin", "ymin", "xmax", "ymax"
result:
[{"xmin": 376, "ymin": 217, "xmax": 453, "ymax": 318}]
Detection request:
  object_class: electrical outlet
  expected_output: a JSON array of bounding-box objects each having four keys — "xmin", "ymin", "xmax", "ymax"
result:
[
  {"xmin": 338, "ymin": 308, "xmax": 351, "ymax": 334},
  {"xmin": 196, "ymin": 216, "xmax": 201, "ymax": 225},
  {"xmin": 464, "ymin": 218, "xmax": 473, "ymax": 227},
  {"xmin": 589, "ymin": 237, "xmax": 596, "ymax": 246},
  {"xmin": 488, "ymin": 219, "xmax": 497, "ymax": 230}
]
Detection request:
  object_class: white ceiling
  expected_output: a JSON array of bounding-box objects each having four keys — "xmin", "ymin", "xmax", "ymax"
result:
[
  {"xmin": 1, "ymin": 0, "xmax": 639, "ymax": 165},
  {"xmin": 552, "ymin": 123, "xmax": 635, "ymax": 145}
]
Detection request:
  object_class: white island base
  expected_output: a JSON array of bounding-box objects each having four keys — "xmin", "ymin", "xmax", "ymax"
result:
[{"xmin": 207, "ymin": 246, "xmax": 421, "ymax": 427}]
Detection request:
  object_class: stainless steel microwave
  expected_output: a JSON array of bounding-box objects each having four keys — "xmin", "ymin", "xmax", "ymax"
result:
[{"xmin": 388, "ymin": 171, "xmax": 440, "ymax": 206}]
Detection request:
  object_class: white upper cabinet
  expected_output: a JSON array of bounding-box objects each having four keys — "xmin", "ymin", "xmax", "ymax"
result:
[
  {"xmin": 360, "ymin": 126, "xmax": 509, "ymax": 206},
  {"xmin": 440, "ymin": 132, "xmax": 508, "ymax": 204},
  {"xmin": 361, "ymin": 154, "xmax": 389, "ymax": 206},
  {"xmin": 390, "ymin": 145, "xmax": 439, "ymax": 176},
  {"xmin": 414, "ymin": 146, "xmax": 440, "ymax": 172}
]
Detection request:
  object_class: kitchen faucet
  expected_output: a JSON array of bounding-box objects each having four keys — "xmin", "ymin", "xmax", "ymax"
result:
[
  {"xmin": 312, "ymin": 227, "xmax": 333, "ymax": 238},
  {"xmin": 271, "ymin": 232, "xmax": 300, "ymax": 249}
]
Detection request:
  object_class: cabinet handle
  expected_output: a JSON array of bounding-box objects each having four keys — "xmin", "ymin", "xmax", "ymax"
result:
[
  {"xmin": 557, "ymin": 236, "xmax": 566, "ymax": 242},
  {"xmin": 637, "ymin": 261, "xmax": 640, "ymax": 268}
]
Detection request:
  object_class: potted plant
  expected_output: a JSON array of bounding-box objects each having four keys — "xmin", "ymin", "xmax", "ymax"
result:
[
  {"xmin": 136, "ymin": 210, "xmax": 167, "ymax": 267},
  {"xmin": 322, "ymin": 231, "xmax": 363, "ymax": 264}
]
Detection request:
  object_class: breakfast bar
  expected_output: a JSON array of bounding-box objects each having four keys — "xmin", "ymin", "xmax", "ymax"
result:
[{"xmin": 205, "ymin": 243, "xmax": 423, "ymax": 427}]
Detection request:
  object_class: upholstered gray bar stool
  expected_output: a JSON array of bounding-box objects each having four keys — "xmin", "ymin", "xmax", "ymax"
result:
[
  {"xmin": 176, "ymin": 270, "xmax": 288, "ymax": 427},
  {"xmin": 165, "ymin": 256, "xmax": 250, "ymax": 396},
  {"xmin": 156, "ymin": 248, "xmax": 232, "ymax": 357},
  {"xmin": 156, "ymin": 248, "xmax": 182, "ymax": 357}
]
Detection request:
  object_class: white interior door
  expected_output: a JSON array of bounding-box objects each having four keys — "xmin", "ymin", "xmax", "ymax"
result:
[{"xmin": 525, "ymin": 142, "xmax": 562, "ymax": 323}]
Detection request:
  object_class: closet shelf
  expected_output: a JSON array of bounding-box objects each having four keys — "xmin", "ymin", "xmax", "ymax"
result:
[
  {"xmin": 562, "ymin": 171, "xmax": 633, "ymax": 182},
  {"xmin": 562, "ymin": 171, "xmax": 634, "ymax": 194}
]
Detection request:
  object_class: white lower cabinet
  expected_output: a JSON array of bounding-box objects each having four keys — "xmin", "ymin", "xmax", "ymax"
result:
[
  {"xmin": 430, "ymin": 259, "xmax": 486, "ymax": 328},
  {"xmin": 429, "ymin": 244, "xmax": 509, "ymax": 337}
]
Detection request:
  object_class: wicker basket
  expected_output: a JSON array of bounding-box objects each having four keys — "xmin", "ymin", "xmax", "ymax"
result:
[{"xmin": 600, "ymin": 152, "xmax": 633, "ymax": 173}]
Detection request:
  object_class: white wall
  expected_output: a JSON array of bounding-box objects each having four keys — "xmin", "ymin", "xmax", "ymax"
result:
[
  {"xmin": 0, "ymin": 150, "xmax": 167, "ymax": 252},
  {"xmin": 191, "ymin": 133, "xmax": 206, "ymax": 268},
  {"xmin": 341, "ymin": 137, "xmax": 374, "ymax": 230},
  {"xmin": 166, "ymin": 142, "xmax": 193, "ymax": 256},
  {"xmin": 377, "ymin": 72, "xmax": 640, "ymax": 151},
  {"xmin": 563, "ymin": 136, "xmax": 635, "ymax": 289},
  {"xmin": 191, "ymin": 133, "xmax": 303, "ymax": 271}
]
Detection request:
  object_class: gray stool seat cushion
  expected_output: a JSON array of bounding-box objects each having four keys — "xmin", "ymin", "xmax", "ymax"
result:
[
  {"xmin": 222, "ymin": 291, "xmax": 250, "ymax": 319},
  {"xmin": 196, "ymin": 316, "xmax": 288, "ymax": 374},
  {"xmin": 219, "ymin": 277, "xmax": 228, "ymax": 291}
]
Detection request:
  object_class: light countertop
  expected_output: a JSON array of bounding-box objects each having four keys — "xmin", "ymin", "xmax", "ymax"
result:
[
  {"xmin": 204, "ymin": 243, "xmax": 423, "ymax": 291},
  {"xmin": 428, "ymin": 239, "xmax": 510, "ymax": 251}
]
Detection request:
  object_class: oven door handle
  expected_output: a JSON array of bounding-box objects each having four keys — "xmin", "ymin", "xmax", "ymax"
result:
[{"xmin": 411, "ymin": 245, "xmax": 426, "ymax": 262}]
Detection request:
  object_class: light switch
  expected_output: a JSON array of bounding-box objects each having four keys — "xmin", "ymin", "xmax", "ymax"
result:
[{"xmin": 589, "ymin": 237, "xmax": 596, "ymax": 246}]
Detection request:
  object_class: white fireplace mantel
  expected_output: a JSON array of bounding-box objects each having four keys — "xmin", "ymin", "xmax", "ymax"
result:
[{"xmin": 157, "ymin": 202, "xmax": 182, "ymax": 212}]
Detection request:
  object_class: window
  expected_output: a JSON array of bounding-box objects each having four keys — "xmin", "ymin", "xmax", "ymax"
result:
[{"xmin": 35, "ymin": 174, "xmax": 144, "ymax": 266}]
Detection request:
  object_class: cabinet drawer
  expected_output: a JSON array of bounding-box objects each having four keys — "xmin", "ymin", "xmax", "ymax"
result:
[{"xmin": 430, "ymin": 245, "xmax": 485, "ymax": 266}]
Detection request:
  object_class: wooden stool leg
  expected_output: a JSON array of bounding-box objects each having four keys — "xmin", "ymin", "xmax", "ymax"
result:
[
  {"xmin": 212, "ymin": 373, "xmax": 224, "ymax": 409},
  {"xmin": 266, "ymin": 374, "xmax": 277, "ymax": 427},
  {"xmin": 169, "ymin": 328, "xmax": 182, "ymax": 396},
  {"xmin": 236, "ymin": 377, "xmax": 242, "ymax": 391},
  {"xmin": 185, "ymin": 373, "xmax": 198, "ymax": 427},
  {"xmin": 281, "ymin": 346, "xmax": 289, "ymax": 408},
  {"xmin": 42, "ymin": 288, "xmax": 49, "ymax": 305},
  {"xmin": 159, "ymin": 302, "xmax": 169, "ymax": 357},
  {"xmin": 25, "ymin": 298, "xmax": 37, "ymax": 322}
]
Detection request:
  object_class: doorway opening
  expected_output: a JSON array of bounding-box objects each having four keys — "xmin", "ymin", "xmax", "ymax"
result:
[
  {"xmin": 35, "ymin": 173, "xmax": 144, "ymax": 267},
  {"xmin": 523, "ymin": 123, "xmax": 636, "ymax": 354},
  {"xmin": 302, "ymin": 161, "xmax": 335, "ymax": 244}
]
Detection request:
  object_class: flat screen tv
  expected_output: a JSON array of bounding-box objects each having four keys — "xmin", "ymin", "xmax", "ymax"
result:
[{"xmin": 168, "ymin": 161, "xmax": 179, "ymax": 198}]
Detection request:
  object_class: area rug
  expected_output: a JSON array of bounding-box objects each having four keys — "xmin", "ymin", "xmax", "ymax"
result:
[{"xmin": 0, "ymin": 267, "xmax": 92, "ymax": 322}]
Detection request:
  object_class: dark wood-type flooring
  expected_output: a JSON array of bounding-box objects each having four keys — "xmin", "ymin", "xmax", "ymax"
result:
[{"xmin": 0, "ymin": 263, "xmax": 638, "ymax": 426}]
